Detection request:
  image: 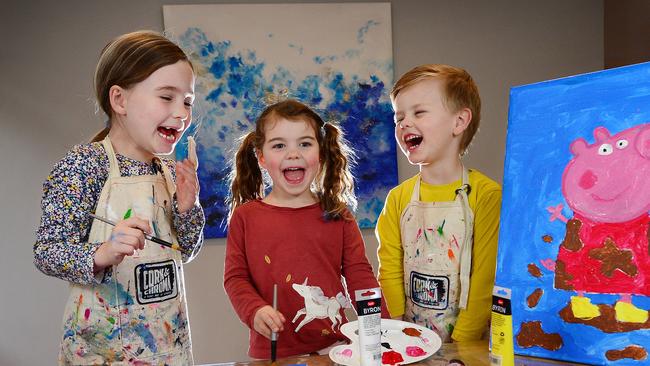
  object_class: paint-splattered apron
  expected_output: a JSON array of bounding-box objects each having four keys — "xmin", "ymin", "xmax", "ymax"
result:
[
  {"xmin": 401, "ymin": 169, "xmax": 473, "ymax": 342},
  {"xmin": 59, "ymin": 137, "xmax": 192, "ymax": 365}
]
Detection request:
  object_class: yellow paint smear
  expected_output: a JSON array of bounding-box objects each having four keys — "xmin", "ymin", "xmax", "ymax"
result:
[
  {"xmin": 570, "ymin": 296, "xmax": 601, "ymax": 319},
  {"xmin": 615, "ymin": 301, "xmax": 649, "ymax": 323}
]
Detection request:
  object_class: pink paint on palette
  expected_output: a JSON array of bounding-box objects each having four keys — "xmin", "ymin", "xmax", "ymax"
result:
[
  {"xmin": 329, "ymin": 319, "xmax": 441, "ymax": 366},
  {"xmin": 337, "ymin": 348, "xmax": 353, "ymax": 358},
  {"xmin": 405, "ymin": 345, "xmax": 427, "ymax": 357}
]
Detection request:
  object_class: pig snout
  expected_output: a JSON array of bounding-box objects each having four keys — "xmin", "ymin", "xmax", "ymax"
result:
[{"xmin": 578, "ymin": 170, "xmax": 598, "ymax": 190}]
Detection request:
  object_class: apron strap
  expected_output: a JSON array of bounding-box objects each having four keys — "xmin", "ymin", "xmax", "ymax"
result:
[
  {"xmin": 153, "ymin": 157, "xmax": 177, "ymax": 198},
  {"xmin": 101, "ymin": 137, "xmax": 176, "ymax": 202},
  {"xmin": 410, "ymin": 174, "xmax": 422, "ymax": 202},
  {"xmin": 456, "ymin": 166, "xmax": 474, "ymax": 309},
  {"xmin": 100, "ymin": 136, "xmax": 122, "ymax": 178},
  {"xmin": 410, "ymin": 168, "xmax": 471, "ymax": 203}
]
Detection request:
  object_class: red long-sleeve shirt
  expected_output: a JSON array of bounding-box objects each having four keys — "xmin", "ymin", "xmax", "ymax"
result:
[{"xmin": 224, "ymin": 200, "xmax": 386, "ymax": 358}]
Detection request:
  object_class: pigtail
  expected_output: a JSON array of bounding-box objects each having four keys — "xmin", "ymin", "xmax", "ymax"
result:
[
  {"xmin": 228, "ymin": 132, "xmax": 264, "ymax": 221},
  {"xmin": 318, "ymin": 122, "xmax": 357, "ymax": 220}
]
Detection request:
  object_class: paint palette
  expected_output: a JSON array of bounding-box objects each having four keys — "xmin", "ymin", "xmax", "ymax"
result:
[{"xmin": 329, "ymin": 319, "xmax": 441, "ymax": 365}]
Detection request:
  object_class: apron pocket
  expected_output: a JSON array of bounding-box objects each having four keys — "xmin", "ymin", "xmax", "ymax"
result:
[
  {"xmin": 117, "ymin": 258, "xmax": 189, "ymax": 360},
  {"xmin": 408, "ymin": 270, "xmax": 459, "ymax": 311}
]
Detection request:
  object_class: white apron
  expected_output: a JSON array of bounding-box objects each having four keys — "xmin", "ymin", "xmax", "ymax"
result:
[
  {"xmin": 401, "ymin": 168, "xmax": 474, "ymax": 342},
  {"xmin": 59, "ymin": 137, "xmax": 192, "ymax": 365}
]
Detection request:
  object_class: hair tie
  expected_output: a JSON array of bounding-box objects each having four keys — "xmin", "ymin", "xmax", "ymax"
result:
[{"xmin": 320, "ymin": 122, "xmax": 328, "ymax": 138}]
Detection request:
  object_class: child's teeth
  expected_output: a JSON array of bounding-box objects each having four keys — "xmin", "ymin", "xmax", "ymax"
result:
[{"xmin": 158, "ymin": 132, "xmax": 175, "ymax": 141}]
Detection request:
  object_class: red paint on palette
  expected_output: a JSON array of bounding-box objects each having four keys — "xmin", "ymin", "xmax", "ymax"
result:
[
  {"xmin": 84, "ymin": 308, "xmax": 90, "ymax": 321},
  {"xmin": 382, "ymin": 350, "xmax": 404, "ymax": 365}
]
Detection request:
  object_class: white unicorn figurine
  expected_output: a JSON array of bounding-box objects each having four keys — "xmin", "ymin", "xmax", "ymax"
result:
[{"xmin": 291, "ymin": 277, "xmax": 350, "ymax": 332}]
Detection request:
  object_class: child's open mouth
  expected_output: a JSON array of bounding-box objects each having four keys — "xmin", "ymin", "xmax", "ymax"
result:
[
  {"xmin": 157, "ymin": 126, "xmax": 179, "ymax": 143},
  {"xmin": 404, "ymin": 134, "xmax": 423, "ymax": 150},
  {"xmin": 283, "ymin": 167, "xmax": 305, "ymax": 184}
]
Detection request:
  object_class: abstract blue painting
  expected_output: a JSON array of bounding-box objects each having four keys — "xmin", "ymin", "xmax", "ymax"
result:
[
  {"xmin": 496, "ymin": 62, "xmax": 650, "ymax": 365},
  {"xmin": 164, "ymin": 3, "xmax": 397, "ymax": 238}
]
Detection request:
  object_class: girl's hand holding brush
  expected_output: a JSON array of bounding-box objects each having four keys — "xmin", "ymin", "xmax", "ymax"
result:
[{"xmin": 93, "ymin": 217, "xmax": 151, "ymax": 273}]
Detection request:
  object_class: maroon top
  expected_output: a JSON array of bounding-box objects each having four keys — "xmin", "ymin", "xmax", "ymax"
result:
[{"xmin": 224, "ymin": 200, "xmax": 387, "ymax": 358}]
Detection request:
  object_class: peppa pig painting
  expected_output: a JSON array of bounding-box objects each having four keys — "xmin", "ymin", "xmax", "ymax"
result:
[{"xmin": 496, "ymin": 62, "xmax": 650, "ymax": 365}]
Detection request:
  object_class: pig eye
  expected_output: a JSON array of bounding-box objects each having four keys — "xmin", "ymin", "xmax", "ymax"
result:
[
  {"xmin": 598, "ymin": 143, "xmax": 613, "ymax": 155},
  {"xmin": 616, "ymin": 139, "xmax": 628, "ymax": 149}
]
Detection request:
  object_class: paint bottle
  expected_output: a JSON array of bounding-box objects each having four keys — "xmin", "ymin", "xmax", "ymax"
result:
[
  {"xmin": 355, "ymin": 287, "xmax": 382, "ymax": 366},
  {"xmin": 489, "ymin": 286, "xmax": 514, "ymax": 366}
]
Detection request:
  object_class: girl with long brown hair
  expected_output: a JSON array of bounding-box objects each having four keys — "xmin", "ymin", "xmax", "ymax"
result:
[{"xmin": 34, "ymin": 30, "xmax": 204, "ymax": 364}]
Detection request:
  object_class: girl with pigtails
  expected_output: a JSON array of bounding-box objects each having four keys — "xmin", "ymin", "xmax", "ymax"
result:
[{"xmin": 223, "ymin": 99, "xmax": 387, "ymax": 359}]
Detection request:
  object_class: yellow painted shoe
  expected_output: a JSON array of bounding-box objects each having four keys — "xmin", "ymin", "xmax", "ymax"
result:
[
  {"xmin": 615, "ymin": 301, "xmax": 648, "ymax": 323},
  {"xmin": 570, "ymin": 296, "xmax": 601, "ymax": 319}
]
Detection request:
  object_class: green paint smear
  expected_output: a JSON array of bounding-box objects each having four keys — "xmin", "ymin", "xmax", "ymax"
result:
[
  {"xmin": 447, "ymin": 323, "xmax": 454, "ymax": 335},
  {"xmin": 107, "ymin": 317, "xmax": 115, "ymax": 324},
  {"xmin": 123, "ymin": 208, "xmax": 132, "ymax": 219},
  {"xmin": 437, "ymin": 219, "xmax": 445, "ymax": 236}
]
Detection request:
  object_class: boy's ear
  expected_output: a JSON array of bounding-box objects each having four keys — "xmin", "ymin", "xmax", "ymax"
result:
[
  {"xmin": 452, "ymin": 108, "xmax": 472, "ymax": 136},
  {"xmin": 109, "ymin": 85, "xmax": 127, "ymax": 116}
]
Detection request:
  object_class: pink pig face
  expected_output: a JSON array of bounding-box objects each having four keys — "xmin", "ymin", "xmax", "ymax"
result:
[{"xmin": 562, "ymin": 124, "xmax": 650, "ymax": 223}]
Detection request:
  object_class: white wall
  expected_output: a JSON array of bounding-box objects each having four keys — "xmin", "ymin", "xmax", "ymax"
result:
[{"xmin": 0, "ymin": 0, "xmax": 602, "ymax": 364}]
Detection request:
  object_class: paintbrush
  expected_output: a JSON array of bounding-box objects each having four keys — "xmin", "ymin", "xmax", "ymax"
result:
[
  {"xmin": 89, "ymin": 213, "xmax": 189, "ymax": 255},
  {"xmin": 271, "ymin": 283, "xmax": 278, "ymax": 362}
]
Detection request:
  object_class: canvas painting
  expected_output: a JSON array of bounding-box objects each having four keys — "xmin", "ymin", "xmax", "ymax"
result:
[
  {"xmin": 163, "ymin": 3, "xmax": 397, "ymax": 238},
  {"xmin": 496, "ymin": 62, "xmax": 650, "ymax": 365}
]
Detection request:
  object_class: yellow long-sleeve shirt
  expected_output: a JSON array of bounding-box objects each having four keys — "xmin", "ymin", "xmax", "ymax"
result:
[{"xmin": 376, "ymin": 169, "xmax": 501, "ymax": 341}]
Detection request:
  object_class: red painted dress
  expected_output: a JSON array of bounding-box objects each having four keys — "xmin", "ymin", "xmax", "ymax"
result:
[{"xmin": 555, "ymin": 213, "xmax": 650, "ymax": 295}]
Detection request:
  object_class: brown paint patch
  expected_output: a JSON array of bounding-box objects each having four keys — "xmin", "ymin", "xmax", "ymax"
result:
[
  {"xmin": 403, "ymin": 327, "xmax": 421, "ymax": 337},
  {"xmin": 542, "ymin": 235, "xmax": 553, "ymax": 243},
  {"xmin": 528, "ymin": 263, "xmax": 542, "ymax": 278},
  {"xmin": 588, "ymin": 238, "xmax": 638, "ymax": 277},
  {"xmin": 561, "ymin": 219, "xmax": 584, "ymax": 252},
  {"xmin": 321, "ymin": 329, "xmax": 331, "ymax": 336},
  {"xmin": 554, "ymin": 260, "xmax": 574, "ymax": 290},
  {"xmin": 527, "ymin": 288, "xmax": 543, "ymax": 308},
  {"xmin": 516, "ymin": 321, "xmax": 563, "ymax": 351},
  {"xmin": 606, "ymin": 345, "xmax": 647, "ymax": 361},
  {"xmin": 559, "ymin": 302, "xmax": 650, "ymax": 333}
]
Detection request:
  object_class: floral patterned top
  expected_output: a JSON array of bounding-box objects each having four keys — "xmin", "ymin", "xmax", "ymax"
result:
[{"xmin": 34, "ymin": 142, "xmax": 205, "ymax": 285}]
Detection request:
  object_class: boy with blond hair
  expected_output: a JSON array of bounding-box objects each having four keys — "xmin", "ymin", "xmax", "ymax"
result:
[{"xmin": 376, "ymin": 64, "xmax": 501, "ymax": 342}]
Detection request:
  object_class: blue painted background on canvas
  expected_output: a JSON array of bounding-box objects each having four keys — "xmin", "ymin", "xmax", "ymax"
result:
[
  {"xmin": 496, "ymin": 62, "xmax": 650, "ymax": 365},
  {"xmin": 174, "ymin": 26, "xmax": 397, "ymax": 238}
]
